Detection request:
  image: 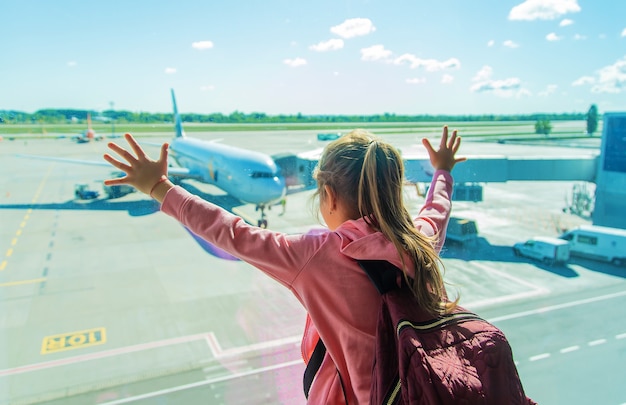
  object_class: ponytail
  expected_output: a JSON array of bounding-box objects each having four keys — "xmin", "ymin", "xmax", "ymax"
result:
[{"xmin": 314, "ymin": 129, "xmax": 454, "ymax": 316}]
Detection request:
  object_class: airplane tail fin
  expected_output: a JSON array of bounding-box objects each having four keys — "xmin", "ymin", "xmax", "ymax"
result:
[{"xmin": 171, "ymin": 89, "xmax": 186, "ymax": 138}]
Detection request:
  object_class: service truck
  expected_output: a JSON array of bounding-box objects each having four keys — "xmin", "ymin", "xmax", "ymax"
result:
[
  {"xmin": 513, "ymin": 236, "xmax": 571, "ymax": 265},
  {"xmin": 559, "ymin": 225, "xmax": 626, "ymax": 266}
]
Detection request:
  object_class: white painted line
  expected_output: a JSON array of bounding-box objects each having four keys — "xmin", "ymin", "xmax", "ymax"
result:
[
  {"xmin": 488, "ymin": 290, "xmax": 626, "ymax": 323},
  {"xmin": 205, "ymin": 332, "xmax": 301, "ymax": 359},
  {"xmin": 588, "ymin": 339, "xmax": 606, "ymax": 347},
  {"xmin": 616, "ymin": 333, "xmax": 626, "ymax": 340},
  {"xmin": 560, "ymin": 345, "xmax": 580, "ymax": 354},
  {"xmin": 100, "ymin": 359, "xmax": 303, "ymax": 404},
  {"xmin": 529, "ymin": 353, "xmax": 551, "ymax": 362},
  {"xmin": 463, "ymin": 261, "xmax": 548, "ymax": 309}
]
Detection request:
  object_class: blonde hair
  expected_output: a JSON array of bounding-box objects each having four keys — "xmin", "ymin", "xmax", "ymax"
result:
[{"xmin": 314, "ymin": 129, "xmax": 454, "ymax": 316}]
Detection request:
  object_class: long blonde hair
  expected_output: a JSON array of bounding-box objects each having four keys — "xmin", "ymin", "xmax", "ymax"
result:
[{"xmin": 314, "ymin": 129, "xmax": 454, "ymax": 316}]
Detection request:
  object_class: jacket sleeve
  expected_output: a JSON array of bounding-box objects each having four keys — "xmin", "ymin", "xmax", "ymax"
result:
[
  {"xmin": 160, "ymin": 186, "xmax": 322, "ymax": 288},
  {"xmin": 413, "ymin": 169, "xmax": 454, "ymax": 253}
]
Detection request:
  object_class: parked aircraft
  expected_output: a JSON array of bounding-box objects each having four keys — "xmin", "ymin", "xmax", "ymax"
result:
[
  {"xmin": 164, "ymin": 89, "xmax": 286, "ymax": 227},
  {"xmin": 72, "ymin": 112, "xmax": 103, "ymax": 143},
  {"xmin": 19, "ymin": 90, "xmax": 287, "ymax": 228}
]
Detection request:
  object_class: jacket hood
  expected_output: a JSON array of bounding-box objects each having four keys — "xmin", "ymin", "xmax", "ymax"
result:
[{"xmin": 334, "ymin": 218, "xmax": 414, "ymax": 276}]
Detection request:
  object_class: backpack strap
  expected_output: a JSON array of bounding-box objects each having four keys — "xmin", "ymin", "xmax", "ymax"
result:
[
  {"xmin": 357, "ymin": 259, "xmax": 406, "ymax": 294},
  {"xmin": 303, "ymin": 338, "xmax": 326, "ymax": 398}
]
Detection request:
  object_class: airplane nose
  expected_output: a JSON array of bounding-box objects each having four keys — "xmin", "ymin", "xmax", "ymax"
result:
[{"xmin": 272, "ymin": 175, "xmax": 287, "ymax": 201}]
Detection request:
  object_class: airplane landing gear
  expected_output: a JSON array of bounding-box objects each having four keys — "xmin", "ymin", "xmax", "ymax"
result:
[{"xmin": 255, "ymin": 204, "xmax": 268, "ymax": 228}]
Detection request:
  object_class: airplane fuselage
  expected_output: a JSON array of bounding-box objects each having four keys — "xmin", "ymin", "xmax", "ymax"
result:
[{"xmin": 169, "ymin": 137, "xmax": 286, "ymax": 206}]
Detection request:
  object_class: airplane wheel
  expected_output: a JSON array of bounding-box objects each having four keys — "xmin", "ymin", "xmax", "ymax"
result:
[{"xmin": 258, "ymin": 219, "xmax": 268, "ymax": 229}]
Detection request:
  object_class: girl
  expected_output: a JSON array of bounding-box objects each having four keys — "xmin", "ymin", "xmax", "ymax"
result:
[{"xmin": 103, "ymin": 126, "xmax": 465, "ymax": 404}]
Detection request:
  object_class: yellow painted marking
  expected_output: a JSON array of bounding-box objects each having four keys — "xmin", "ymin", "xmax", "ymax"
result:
[
  {"xmin": 41, "ymin": 327, "xmax": 106, "ymax": 354},
  {"xmin": 1, "ymin": 164, "xmax": 54, "ymax": 273},
  {"xmin": 0, "ymin": 278, "xmax": 46, "ymax": 287}
]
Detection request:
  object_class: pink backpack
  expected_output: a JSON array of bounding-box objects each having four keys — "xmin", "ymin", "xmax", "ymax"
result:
[{"xmin": 358, "ymin": 260, "xmax": 537, "ymax": 405}]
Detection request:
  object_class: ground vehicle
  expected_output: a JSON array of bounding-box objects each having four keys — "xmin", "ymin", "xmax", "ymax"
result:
[
  {"xmin": 102, "ymin": 183, "xmax": 135, "ymax": 199},
  {"xmin": 445, "ymin": 217, "xmax": 478, "ymax": 245},
  {"xmin": 559, "ymin": 225, "xmax": 626, "ymax": 266},
  {"xmin": 74, "ymin": 184, "xmax": 99, "ymax": 200},
  {"xmin": 513, "ymin": 236, "xmax": 571, "ymax": 265}
]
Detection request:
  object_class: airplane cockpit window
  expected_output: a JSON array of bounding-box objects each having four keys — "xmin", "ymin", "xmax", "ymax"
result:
[
  {"xmin": 250, "ymin": 171, "xmax": 275, "ymax": 179},
  {"xmin": 2, "ymin": 1, "xmax": 625, "ymax": 404}
]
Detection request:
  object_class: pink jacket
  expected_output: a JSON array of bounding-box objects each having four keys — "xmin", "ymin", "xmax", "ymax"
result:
[{"xmin": 161, "ymin": 169, "xmax": 454, "ymax": 404}]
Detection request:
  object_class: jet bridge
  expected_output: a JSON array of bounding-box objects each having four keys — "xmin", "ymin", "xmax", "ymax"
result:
[{"xmin": 283, "ymin": 113, "xmax": 626, "ymax": 229}]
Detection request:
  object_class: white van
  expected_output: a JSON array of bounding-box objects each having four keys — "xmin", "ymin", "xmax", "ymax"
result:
[
  {"xmin": 513, "ymin": 236, "xmax": 571, "ymax": 265},
  {"xmin": 559, "ymin": 225, "xmax": 626, "ymax": 266}
]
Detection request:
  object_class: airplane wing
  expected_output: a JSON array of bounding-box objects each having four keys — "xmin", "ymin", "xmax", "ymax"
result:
[
  {"xmin": 16, "ymin": 153, "xmax": 202, "ymax": 180},
  {"xmin": 16, "ymin": 154, "xmax": 112, "ymax": 167}
]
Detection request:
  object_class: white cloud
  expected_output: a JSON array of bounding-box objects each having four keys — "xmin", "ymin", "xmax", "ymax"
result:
[
  {"xmin": 165, "ymin": 67, "xmax": 177, "ymax": 74},
  {"xmin": 331, "ymin": 18, "xmax": 376, "ymax": 39},
  {"xmin": 560, "ymin": 18, "xmax": 574, "ymax": 27},
  {"xmin": 360, "ymin": 45, "xmax": 392, "ymax": 61},
  {"xmin": 591, "ymin": 57, "xmax": 626, "ymax": 93},
  {"xmin": 470, "ymin": 65, "xmax": 527, "ymax": 97},
  {"xmin": 509, "ymin": 0, "xmax": 581, "ymax": 21},
  {"xmin": 487, "ymin": 40, "xmax": 495, "ymax": 47},
  {"xmin": 503, "ymin": 40, "xmax": 520, "ymax": 48},
  {"xmin": 192, "ymin": 40, "xmax": 214, "ymax": 50},
  {"xmin": 441, "ymin": 74, "xmax": 454, "ymax": 84},
  {"xmin": 622, "ymin": 28, "xmax": 626, "ymax": 37},
  {"xmin": 67, "ymin": 61, "xmax": 77, "ymax": 67},
  {"xmin": 309, "ymin": 38, "xmax": 344, "ymax": 52},
  {"xmin": 573, "ymin": 34, "xmax": 587, "ymax": 40},
  {"xmin": 392, "ymin": 54, "xmax": 461, "ymax": 71},
  {"xmin": 472, "ymin": 66, "xmax": 493, "ymax": 83},
  {"xmin": 283, "ymin": 57, "xmax": 307, "ymax": 67},
  {"xmin": 406, "ymin": 77, "xmax": 426, "ymax": 85},
  {"xmin": 546, "ymin": 32, "xmax": 562, "ymax": 41},
  {"xmin": 538, "ymin": 84, "xmax": 558, "ymax": 96},
  {"xmin": 572, "ymin": 76, "xmax": 595, "ymax": 86},
  {"xmin": 200, "ymin": 85, "xmax": 215, "ymax": 91}
]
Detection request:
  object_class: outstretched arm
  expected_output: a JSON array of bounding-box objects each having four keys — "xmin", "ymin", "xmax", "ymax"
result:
[
  {"xmin": 103, "ymin": 133, "xmax": 174, "ymax": 203},
  {"xmin": 422, "ymin": 125, "xmax": 466, "ymax": 172}
]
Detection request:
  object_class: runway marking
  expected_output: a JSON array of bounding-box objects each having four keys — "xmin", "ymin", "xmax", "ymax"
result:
[
  {"xmin": 616, "ymin": 333, "xmax": 626, "ymax": 340},
  {"xmin": 205, "ymin": 332, "xmax": 300, "ymax": 359},
  {"xmin": 0, "ymin": 165, "xmax": 54, "ymax": 273},
  {"xmin": 529, "ymin": 353, "xmax": 550, "ymax": 361},
  {"xmin": 560, "ymin": 345, "xmax": 580, "ymax": 354},
  {"xmin": 588, "ymin": 339, "xmax": 606, "ymax": 347},
  {"xmin": 0, "ymin": 331, "xmax": 301, "ymax": 377},
  {"xmin": 462, "ymin": 261, "xmax": 549, "ymax": 309},
  {"xmin": 99, "ymin": 359, "xmax": 303, "ymax": 405},
  {"xmin": 0, "ymin": 278, "xmax": 47, "ymax": 287},
  {"xmin": 41, "ymin": 327, "xmax": 106, "ymax": 354},
  {"xmin": 488, "ymin": 289, "xmax": 626, "ymax": 323}
]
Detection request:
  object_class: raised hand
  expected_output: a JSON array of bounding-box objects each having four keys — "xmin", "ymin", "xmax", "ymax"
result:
[
  {"xmin": 422, "ymin": 126, "xmax": 466, "ymax": 172},
  {"xmin": 103, "ymin": 133, "xmax": 169, "ymax": 195}
]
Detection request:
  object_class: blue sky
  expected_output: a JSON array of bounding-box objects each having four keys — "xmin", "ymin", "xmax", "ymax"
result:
[{"xmin": 2, "ymin": 0, "xmax": 625, "ymax": 115}]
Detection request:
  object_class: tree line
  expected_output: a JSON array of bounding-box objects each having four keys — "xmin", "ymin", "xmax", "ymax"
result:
[{"xmin": 0, "ymin": 108, "xmax": 592, "ymax": 125}]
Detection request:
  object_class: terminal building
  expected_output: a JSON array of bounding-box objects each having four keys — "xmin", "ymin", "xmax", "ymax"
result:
[{"xmin": 280, "ymin": 113, "xmax": 626, "ymax": 230}]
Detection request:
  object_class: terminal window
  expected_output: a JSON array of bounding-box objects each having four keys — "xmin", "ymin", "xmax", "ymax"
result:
[{"xmin": 603, "ymin": 116, "xmax": 626, "ymax": 173}]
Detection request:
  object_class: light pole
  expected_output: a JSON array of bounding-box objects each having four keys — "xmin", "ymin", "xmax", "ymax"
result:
[{"xmin": 109, "ymin": 101, "xmax": 115, "ymax": 137}]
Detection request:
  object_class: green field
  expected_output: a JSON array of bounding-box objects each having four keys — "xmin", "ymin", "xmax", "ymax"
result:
[{"xmin": 0, "ymin": 120, "xmax": 601, "ymax": 141}]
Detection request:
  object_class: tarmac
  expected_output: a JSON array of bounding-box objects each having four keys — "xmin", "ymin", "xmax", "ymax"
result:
[{"xmin": 1, "ymin": 129, "xmax": 620, "ymax": 404}]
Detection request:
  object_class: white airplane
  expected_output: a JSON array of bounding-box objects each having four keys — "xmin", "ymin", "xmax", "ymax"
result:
[
  {"xmin": 165, "ymin": 89, "xmax": 286, "ymax": 227},
  {"xmin": 19, "ymin": 89, "xmax": 287, "ymax": 228}
]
